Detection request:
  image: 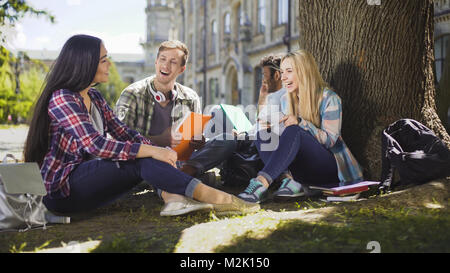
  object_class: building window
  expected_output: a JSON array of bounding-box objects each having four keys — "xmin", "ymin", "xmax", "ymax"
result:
[
  {"xmin": 224, "ymin": 13, "xmax": 231, "ymax": 34},
  {"xmin": 234, "ymin": 4, "xmax": 245, "ymax": 43},
  {"xmin": 188, "ymin": 34, "xmax": 193, "ymax": 63},
  {"xmin": 238, "ymin": 4, "xmax": 245, "ymax": 26},
  {"xmin": 435, "ymin": 34, "xmax": 450, "ymax": 83},
  {"xmin": 209, "ymin": 78, "xmax": 219, "ymax": 105},
  {"xmin": 278, "ymin": 0, "xmax": 289, "ymax": 25},
  {"xmin": 258, "ymin": 0, "xmax": 266, "ymax": 33},
  {"xmin": 211, "ymin": 20, "xmax": 217, "ymax": 55},
  {"xmin": 254, "ymin": 66, "xmax": 263, "ymax": 104},
  {"xmin": 197, "ymin": 81, "xmax": 204, "ymax": 100},
  {"xmin": 198, "ymin": 27, "xmax": 205, "ymax": 60}
]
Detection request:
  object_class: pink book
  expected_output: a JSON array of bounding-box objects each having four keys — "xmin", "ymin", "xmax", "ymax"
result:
[{"xmin": 309, "ymin": 181, "xmax": 380, "ymax": 196}]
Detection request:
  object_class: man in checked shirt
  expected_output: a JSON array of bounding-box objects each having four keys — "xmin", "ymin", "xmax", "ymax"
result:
[{"xmin": 115, "ymin": 40, "xmax": 236, "ymax": 216}]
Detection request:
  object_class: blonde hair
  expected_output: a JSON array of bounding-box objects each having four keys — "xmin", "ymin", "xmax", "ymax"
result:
[
  {"xmin": 157, "ymin": 40, "xmax": 189, "ymax": 66},
  {"xmin": 281, "ymin": 50, "xmax": 328, "ymax": 128}
]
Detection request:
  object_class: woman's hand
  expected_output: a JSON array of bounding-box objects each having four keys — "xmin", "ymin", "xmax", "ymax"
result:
[
  {"xmin": 137, "ymin": 145, "xmax": 177, "ymax": 167},
  {"xmin": 280, "ymin": 115, "xmax": 299, "ymax": 127},
  {"xmin": 153, "ymin": 147, "xmax": 177, "ymax": 167}
]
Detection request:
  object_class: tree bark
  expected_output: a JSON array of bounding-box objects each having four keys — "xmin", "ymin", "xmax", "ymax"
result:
[{"xmin": 298, "ymin": 0, "xmax": 450, "ymax": 180}]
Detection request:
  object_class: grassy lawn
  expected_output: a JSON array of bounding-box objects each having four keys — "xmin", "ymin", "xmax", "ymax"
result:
[{"xmin": 0, "ymin": 179, "xmax": 449, "ymax": 253}]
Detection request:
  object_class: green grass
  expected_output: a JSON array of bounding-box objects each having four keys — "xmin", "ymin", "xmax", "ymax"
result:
[{"xmin": 1, "ymin": 180, "xmax": 449, "ymax": 253}]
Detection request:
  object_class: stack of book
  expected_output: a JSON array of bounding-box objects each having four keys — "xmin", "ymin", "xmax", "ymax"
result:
[{"xmin": 309, "ymin": 181, "xmax": 380, "ymax": 202}]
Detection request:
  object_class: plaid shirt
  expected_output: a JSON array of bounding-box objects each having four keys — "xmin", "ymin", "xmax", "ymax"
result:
[
  {"xmin": 41, "ymin": 88, "xmax": 152, "ymax": 199},
  {"xmin": 297, "ymin": 88, "xmax": 364, "ymax": 185},
  {"xmin": 114, "ymin": 75, "xmax": 201, "ymax": 138}
]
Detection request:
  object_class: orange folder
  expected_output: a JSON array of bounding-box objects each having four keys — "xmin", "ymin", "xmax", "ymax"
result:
[{"xmin": 172, "ymin": 112, "xmax": 212, "ymax": 161}]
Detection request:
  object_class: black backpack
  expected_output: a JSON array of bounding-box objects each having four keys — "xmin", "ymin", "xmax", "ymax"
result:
[
  {"xmin": 380, "ymin": 119, "xmax": 450, "ymax": 193},
  {"xmin": 220, "ymin": 140, "xmax": 264, "ymax": 188}
]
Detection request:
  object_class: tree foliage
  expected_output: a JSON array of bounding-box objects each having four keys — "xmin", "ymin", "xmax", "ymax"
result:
[
  {"xmin": 0, "ymin": 55, "xmax": 47, "ymax": 123},
  {"xmin": 1, "ymin": 0, "xmax": 54, "ymax": 65},
  {"xmin": 0, "ymin": 0, "xmax": 54, "ymax": 27}
]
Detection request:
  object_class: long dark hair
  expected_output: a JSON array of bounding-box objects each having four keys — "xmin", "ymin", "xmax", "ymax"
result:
[{"xmin": 24, "ymin": 34, "xmax": 102, "ymax": 165}]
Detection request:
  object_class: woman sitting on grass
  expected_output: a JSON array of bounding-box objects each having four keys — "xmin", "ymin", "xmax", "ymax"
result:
[
  {"xmin": 24, "ymin": 34, "xmax": 259, "ymax": 216},
  {"xmin": 238, "ymin": 50, "xmax": 364, "ymax": 203}
]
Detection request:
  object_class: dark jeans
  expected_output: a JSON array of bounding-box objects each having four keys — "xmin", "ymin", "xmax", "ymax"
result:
[
  {"xmin": 255, "ymin": 125, "xmax": 340, "ymax": 187},
  {"xmin": 184, "ymin": 133, "xmax": 237, "ymax": 176},
  {"xmin": 43, "ymin": 158, "xmax": 200, "ymax": 214}
]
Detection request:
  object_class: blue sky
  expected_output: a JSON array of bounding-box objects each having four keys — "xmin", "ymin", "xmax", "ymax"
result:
[{"xmin": 8, "ymin": 0, "xmax": 147, "ymax": 54}]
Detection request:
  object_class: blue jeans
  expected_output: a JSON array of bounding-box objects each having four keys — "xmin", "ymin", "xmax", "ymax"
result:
[
  {"xmin": 255, "ymin": 125, "xmax": 340, "ymax": 187},
  {"xmin": 43, "ymin": 158, "xmax": 200, "ymax": 214}
]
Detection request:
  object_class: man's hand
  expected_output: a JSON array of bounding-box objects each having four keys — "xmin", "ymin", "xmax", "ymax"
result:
[
  {"xmin": 149, "ymin": 126, "xmax": 182, "ymax": 148},
  {"xmin": 189, "ymin": 135, "xmax": 206, "ymax": 150},
  {"xmin": 259, "ymin": 80, "xmax": 269, "ymax": 98},
  {"xmin": 257, "ymin": 80, "xmax": 269, "ymax": 111}
]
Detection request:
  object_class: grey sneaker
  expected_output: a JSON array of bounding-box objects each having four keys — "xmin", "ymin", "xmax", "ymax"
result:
[
  {"xmin": 273, "ymin": 178, "xmax": 305, "ymax": 198},
  {"xmin": 212, "ymin": 195, "xmax": 261, "ymax": 216},
  {"xmin": 160, "ymin": 197, "xmax": 214, "ymax": 216},
  {"xmin": 273, "ymin": 178, "xmax": 322, "ymax": 201},
  {"xmin": 237, "ymin": 178, "xmax": 268, "ymax": 203}
]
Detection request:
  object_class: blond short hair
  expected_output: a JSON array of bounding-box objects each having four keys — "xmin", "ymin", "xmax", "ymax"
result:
[{"xmin": 157, "ymin": 40, "xmax": 189, "ymax": 66}]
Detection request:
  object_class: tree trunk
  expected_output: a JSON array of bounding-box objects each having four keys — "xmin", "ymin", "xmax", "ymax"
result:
[{"xmin": 298, "ymin": 0, "xmax": 450, "ymax": 180}]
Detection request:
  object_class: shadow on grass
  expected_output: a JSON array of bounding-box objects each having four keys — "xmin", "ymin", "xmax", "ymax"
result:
[{"xmin": 214, "ymin": 205, "xmax": 450, "ymax": 253}]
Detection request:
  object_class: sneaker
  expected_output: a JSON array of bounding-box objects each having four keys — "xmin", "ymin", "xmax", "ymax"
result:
[
  {"xmin": 212, "ymin": 195, "xmax": 261, "ymax": 216},
  {"xmin": 273, "ymin": 178, "xmax": 306, "ymax": 200},
  {"xmin": 237, "ymin": 178, "xmax": 268, "ymax": 203},
  {"xmin": 160, "ymin": 197, "xmax": 214, "ymax": 216}
]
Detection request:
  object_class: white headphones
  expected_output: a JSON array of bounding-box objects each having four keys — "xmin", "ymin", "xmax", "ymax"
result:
[{"xmin": 149, "ymin": 80, "xmax": 178, "ymax": 103}]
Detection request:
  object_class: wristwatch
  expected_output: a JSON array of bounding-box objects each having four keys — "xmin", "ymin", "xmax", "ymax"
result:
[{"xmin": 297, "ymin": 116, "xmax": 302, "ymax": 124}]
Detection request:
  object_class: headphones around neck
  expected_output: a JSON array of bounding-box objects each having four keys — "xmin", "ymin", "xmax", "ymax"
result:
[{"xmin": 150, "ymin": 80, "xmax": 177, "ymax": 103}]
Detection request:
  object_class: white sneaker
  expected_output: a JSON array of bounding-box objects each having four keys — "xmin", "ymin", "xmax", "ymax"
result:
[{"xmin": 160, "ymin": 197, "xmax": 214, "ymax": 216}]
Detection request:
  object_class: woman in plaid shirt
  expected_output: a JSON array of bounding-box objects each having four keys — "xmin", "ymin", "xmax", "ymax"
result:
[
  {"xmin": 238, "ymin": 50, "xmax": 364, "ymax": 203},
  {"xmin": 23, "ymin": 35, "xmax": 259, "ymax": 216}
]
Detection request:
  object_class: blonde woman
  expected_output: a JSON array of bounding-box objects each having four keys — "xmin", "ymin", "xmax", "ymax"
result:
[{"xmin": 238, "ymin": 50, "xmax": 363, "ymax": 203}]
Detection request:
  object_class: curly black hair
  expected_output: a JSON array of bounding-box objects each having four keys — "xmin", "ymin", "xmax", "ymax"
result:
[{"xmin": 259, "ymin": 54, "xmax": 282, "ymax": 78}]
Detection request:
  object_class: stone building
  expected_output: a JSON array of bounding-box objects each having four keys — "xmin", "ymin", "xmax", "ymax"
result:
[
  {"xmin": 175, "ymin": 0, "xmax": 300, "ymax": 107},
  {"xmin": 143, "ymin": 0, "xmax": 300, "ymax": 107},
  {"xmin": 434, "ymin": 0, "xmax": 450, "ymax": 125},
  {"xmin": 142, "ymin": 0, "xmax": 182, "ymax": 79},
  {"xmin": 434, "ymin": 0, "xmax": 450, "ymax": 83}
]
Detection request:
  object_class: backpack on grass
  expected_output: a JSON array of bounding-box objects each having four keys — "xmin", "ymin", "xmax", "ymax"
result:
[
  {"xmin": 220, "ymin": 140, "xmax": 264, "ymax": 188},
  {"xmin": 380, "ymin": 119, "xmax": 450, "ymax": 193},
  {"xmin": 0, "ymin": 154, "xmax": 69, "ymax": 232}
]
